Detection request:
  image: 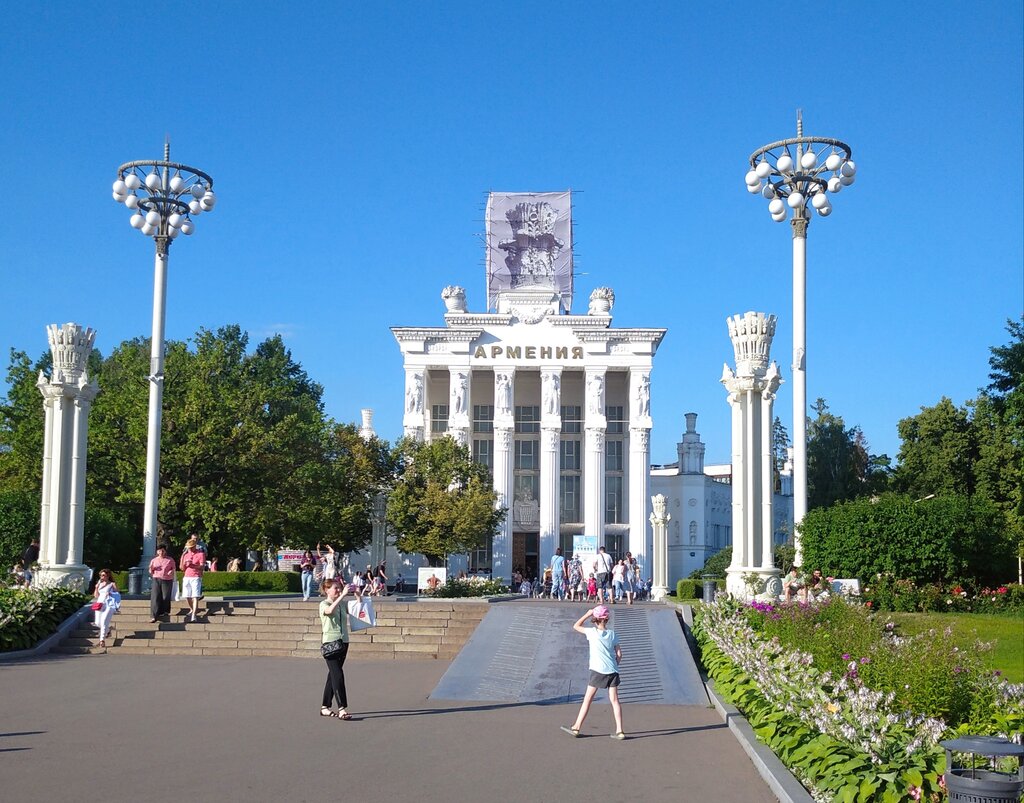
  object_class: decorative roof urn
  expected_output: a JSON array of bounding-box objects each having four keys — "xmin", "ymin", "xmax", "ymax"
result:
[
  {"xmin": 588, "ymin": 287, "xmax": 615, "ymax": 315},
  {"xmin": 441, "ymin": 285, "xmax": 467, "ymax": 314}
]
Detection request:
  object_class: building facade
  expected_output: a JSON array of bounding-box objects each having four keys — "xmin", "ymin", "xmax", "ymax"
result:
[
  {"xmin": 651, "ymin": 412, "xmax": 793, "ymax": 587},
  {"xmin": 391, "ymin": 191, "xmax": 664, "ymax": 583}
]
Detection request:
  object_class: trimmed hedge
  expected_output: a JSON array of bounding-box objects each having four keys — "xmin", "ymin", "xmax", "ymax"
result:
[
  {"xmin": 0, "ymin": 586, "xmax": 88, "ymax": 652},
  {"xmin": 800, "ymin": 493, "xmax": 1014, "ymax": 587},
  {"xmin": 109, "ymin": 571, "xmax": 300, "ymax": 593},
  {"xmin": 676, "ymin": 578, "xmax": 725, "ymax": 599}
]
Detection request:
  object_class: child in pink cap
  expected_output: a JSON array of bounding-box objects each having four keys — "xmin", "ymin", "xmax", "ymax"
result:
[{"xmin": 561, "ymin": 605, "xmax": 625, "ymax": 740}]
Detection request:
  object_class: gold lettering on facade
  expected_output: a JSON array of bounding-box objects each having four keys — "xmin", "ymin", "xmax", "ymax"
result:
[{"xmin": 471, "ymin": 342, "xmax": 583, "ymax": 361}]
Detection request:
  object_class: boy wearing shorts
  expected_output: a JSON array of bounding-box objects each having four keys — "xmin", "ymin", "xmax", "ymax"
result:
[{"xmin": 561, "ymin": 605, "xmax": 625, "ymax": 740}]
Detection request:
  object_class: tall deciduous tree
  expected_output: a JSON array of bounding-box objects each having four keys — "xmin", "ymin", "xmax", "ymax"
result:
[
  {"xmin": 385, "ymin": 436, "xmax": 505, "ymax": 566},
  {"xmin": 895, "ymin": 397, "xmax": 977, "ymax": 498},
  {"xmin": 0, "ymin": 326, "xmax": 394, "ymax": 568},
  {"xmin": 806, "ymin": 399, "xmax": 889, "ymax": 509}
]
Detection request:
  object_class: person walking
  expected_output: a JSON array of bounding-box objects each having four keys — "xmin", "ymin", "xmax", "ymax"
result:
[
  {"xmin": 21, "ymin": 539, "xmax": 39, "ymax": 587},
  {"xmin": 300, "ymin": 550, "xmax": 316, "ymax": 601},
  {"xmin": 148, "ymin": 544, "xmax": 176, "ymax": 622},
  {"xmin": 549, "ymin": 547, "xmax": 567, "ymax": 600},
  {"xmin": 566, "ymin": 554, "xmax": 583, "ymax": 602},
  {"xmin": 561, "ymin": 605, "xmax": 625, "ymax": 740},
  {"xmin": 179, "ymin": 536, "xmax": 205, "ymax": 622},
  {"xmin": 612, "ymin": 559, "xmax": 626, "ymax": 603},
  {"xmin": 319, "ymin": 577, "xmax": 359, "ymax": 720},
  {"xmin": 594, "ymin": 546, "xmax": 614, "ymax": 604},
  {"xmin": 92, "ymin": 569, "xmax": 119, "ymax": 650}
]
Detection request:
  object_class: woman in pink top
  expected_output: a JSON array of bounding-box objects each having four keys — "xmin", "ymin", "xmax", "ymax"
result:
[
  {"xmin": 148, "ymin": 544, "xmax": 177, "ymax": 622},
  {"xmin": 179, "ymin": 537, "xmax": 205, "ymax": 623}
]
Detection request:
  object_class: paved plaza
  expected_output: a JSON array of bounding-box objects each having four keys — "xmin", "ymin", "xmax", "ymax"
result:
[{"xmin": 1, "ymin": 652, "xmax": 776, "ymax": 802}]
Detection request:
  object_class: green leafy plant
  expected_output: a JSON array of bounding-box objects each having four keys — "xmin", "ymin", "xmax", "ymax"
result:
[{"xmin": 0, "ymin": 586, "xmax": 88, "ymax": 652}]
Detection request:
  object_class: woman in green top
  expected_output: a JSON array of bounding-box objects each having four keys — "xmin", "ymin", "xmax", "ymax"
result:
[{"xmin": 319, "ymin": 577, "xmax": 360, "ymax": 719}]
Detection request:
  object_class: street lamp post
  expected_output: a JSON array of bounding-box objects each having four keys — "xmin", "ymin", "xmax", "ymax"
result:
[
  {"xmin": 745, "ymin": 113, "xmax": 855, "ymax": 566},
  {"xmin": 112, "ymin": 142, "xmax": 215, "ymax": 584}
]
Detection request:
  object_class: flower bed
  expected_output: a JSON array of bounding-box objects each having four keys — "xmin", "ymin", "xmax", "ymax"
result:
[
  {"xmin": 694, "ymin": 597, "xmax": 1024, "ymax": 802},
  {"xmin": 861, "ymin": 576, "xmax": 1024, "ymax": 613},
  {"xmin": 0, "ymin": 585, "xmax": 88, "ymax": 652},
  {"xmin": 422, "ymin": 577, "xmax": 509, "ymax": 598}
]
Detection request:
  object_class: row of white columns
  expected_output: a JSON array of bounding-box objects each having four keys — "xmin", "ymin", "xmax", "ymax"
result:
[{"xmin": 404, "ymin": 365, "xmax": 652, "ymax": 581}]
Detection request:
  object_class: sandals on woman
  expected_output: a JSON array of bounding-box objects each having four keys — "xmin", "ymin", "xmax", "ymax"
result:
[
  {"xmin": 338, "ymin": 711, "xmax": 352, "ymax": 721},
  {"xmin": 320, "ymin": 707, "xmax": 337, "ymax": 718}
]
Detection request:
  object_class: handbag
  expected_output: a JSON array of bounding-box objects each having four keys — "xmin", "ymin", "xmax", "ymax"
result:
[
  {"xmin": 320, "ymin": 639, "xmax": 345, "ymax": 659},
  {"xmin": 90, "ymin": 602, "xmax": 102, "ymax": 610}
]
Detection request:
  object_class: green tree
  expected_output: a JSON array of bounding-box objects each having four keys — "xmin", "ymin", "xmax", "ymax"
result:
[
  {"xmin": 386, "ymin": 436, "xmax": 505, "ymax": 566},
  {"xmin": 772, "ymin": 415, "xmax": 790, "ymax": 492},
  {"xmin": 806, "ymin": 399, "xmax": 889, "ymax": 509},
  {"xmin": 0, "ymin": 325, "xmax": 395, "ymax": 566},
  {"xmin": 894, "ymin": 397, "xmax": 977, "ymax": 498}
]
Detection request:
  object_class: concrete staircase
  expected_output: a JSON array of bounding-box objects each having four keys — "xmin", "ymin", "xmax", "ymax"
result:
[{"xmin": 54, "ymin": 598, "xmax": 488, "ymax": 660}]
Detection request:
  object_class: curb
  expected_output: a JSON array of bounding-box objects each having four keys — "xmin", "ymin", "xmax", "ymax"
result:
[
  {"xmin": 0, "ymin": 604, "xmax": 93, "ymax": 662},
  {"xmin": 676, "ymin": 603, "xmax": 814, "ymax": 803}
]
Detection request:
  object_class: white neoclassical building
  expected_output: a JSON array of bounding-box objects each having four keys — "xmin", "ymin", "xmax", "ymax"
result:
[
  {"xmin": 392, "ymin": 192, "xmax": 665, "ymax": 583},
  {"xmin": 651, "ymin": 411, "xmax": 793, "ymax": 588}
]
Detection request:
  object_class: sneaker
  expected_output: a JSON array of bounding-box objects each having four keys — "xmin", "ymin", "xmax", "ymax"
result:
[{"xmin": 611, "ymin": 732, "xmax": 626, "ymax": 740}]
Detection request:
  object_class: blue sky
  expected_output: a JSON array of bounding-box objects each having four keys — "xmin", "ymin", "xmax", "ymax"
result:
[{"xmin": 1, "ymin": 2, "xmax": 1021, "ymax": 466}]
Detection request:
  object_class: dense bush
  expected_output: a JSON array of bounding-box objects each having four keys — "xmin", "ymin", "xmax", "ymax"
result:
[
  {"xmin": 109, "ymin": 570, "xmax": 299, "ymax": 593},
  {"xmin": 801, "ymin": 493, "xmax": 1014, "ymax": 586},
  {"xmin": 676, "ymin": 578, "xmax": 725, "ymax": 599},
  {"xmin": 0, "ymin": 585, "xmax": 88, "ymax": 652},
  {"xmin": 0, "ymin": 488, "xmax": 38, "ymax": 570},
  {"xmin": 83, "ymin": 506, "xmax": 139, "ymax": 571},
  {"xmin": 424, "ymin": 578, "xmax": 508, "ymax": 598},
  {"xmin": 688, "ymin": 547, "xmax": 731, "ymax": 579}
]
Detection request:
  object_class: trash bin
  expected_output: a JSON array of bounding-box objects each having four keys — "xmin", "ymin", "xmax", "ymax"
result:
[
  {"xmin": 127, "ymin": 567, "xmax": 143, "ymax": 596},
  {"xmin": 941, "ymin": 736, "xmax": 1024, "ymax": 803},
  {"xmin": 702, "ymin": 575, "xmax": 717, "ymax": 603}
]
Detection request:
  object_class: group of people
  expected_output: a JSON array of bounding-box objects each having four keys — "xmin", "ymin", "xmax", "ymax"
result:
[
  {"xmin": 515, "ymin": 547, "xmax": 648, "ymax": 605},
  {"xmin": 298, "ymin": 545, "xmax": 391, "ymax": 602},
  {"xmin": 782, "ymin": 567, "xmax": 832, "ymax": 603}
]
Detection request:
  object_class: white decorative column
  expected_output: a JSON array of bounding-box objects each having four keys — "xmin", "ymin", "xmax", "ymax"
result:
[
  {"xmin": 649, "ymin": 493, "xmax": 670, "ymax": 601},
  {"xmin": 721, "ymin": 312, "xmax": 784, "ymax": 600},
  {"xmin": 628, "ymin": 368, "xmax": 652, "ymax": 571},
  {"xmin": 584, "ymin": 368, "xmax": 607, "ymax": 546},
  {"xmin": 35, "ymin": 323, "xmax": 99, "ymax": 590},
  {"xmin": 540, "ymin": 368, "xmax": 562, "ymax": 562},
  {"xmin": 491, "ymin": 369, "xmax": 515, "ymax": 582},
  {"xmin": 448, "ymin": 367, "xmax": 470, "ymax": 447},
  {"xmin": 403, "ymin": 370, "xmax": 425, "ymax": 441}
]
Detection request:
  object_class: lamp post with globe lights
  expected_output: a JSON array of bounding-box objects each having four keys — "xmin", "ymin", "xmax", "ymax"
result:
[
  {"xmin": 111, "ymin": 142, "xmax": 215, "ymax": 582},
  {"xmin": 744, "ymin": 113, "xmax": 855, "ymax": 566}
]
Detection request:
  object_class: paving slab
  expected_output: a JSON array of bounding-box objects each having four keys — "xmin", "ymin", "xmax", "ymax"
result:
[
  {"xmin": 0, "ymin": 651, "xmax": 774, "ymax": 802},
  {"xmin": 432, "ymin": 600, "xmax": 708, "ymax": 705}
]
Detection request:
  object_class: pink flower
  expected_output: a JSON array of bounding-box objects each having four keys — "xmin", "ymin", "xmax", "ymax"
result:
[{"xmin": 908, "ymin": 785, "xmax": 921, "ymax": 800}]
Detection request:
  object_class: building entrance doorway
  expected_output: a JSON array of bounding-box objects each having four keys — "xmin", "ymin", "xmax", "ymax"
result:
[{"xmin": 513, "ymin": 532, "xmax": 540, "ymax": 581}]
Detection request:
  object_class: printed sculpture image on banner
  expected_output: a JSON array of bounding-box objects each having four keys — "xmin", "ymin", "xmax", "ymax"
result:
[{"xmin": 486, "ymin": 191, "xmax": 573, "ymax": 312}]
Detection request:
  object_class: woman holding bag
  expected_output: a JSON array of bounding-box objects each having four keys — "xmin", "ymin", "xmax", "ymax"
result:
[
  {"xmin": 318, "ymin": 577, "xmax": 360, "ymax": 720},
  {"xmin": 92, "ymin": 569, "xmax": 118, "ymax": 649}
]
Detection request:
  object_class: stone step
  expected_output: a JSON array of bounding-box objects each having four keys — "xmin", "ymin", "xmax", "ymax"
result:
[{"xmin": 66, "ymin": 599, "xmax": 490, "ymax": 660}]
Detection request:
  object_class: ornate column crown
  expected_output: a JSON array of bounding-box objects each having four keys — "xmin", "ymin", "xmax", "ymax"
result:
[
  {"xmin": 47, "ymin": 323, "xmax": 96, "ymax": 385},
  {"xmin": 727, "ymin": 311, "xmax": 776, "ymax": 377}
]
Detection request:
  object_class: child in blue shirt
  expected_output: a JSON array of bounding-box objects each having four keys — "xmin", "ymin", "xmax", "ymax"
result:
[{"xmin": 561, "ymin": 605, "xmax": 625, "ymax": 739}]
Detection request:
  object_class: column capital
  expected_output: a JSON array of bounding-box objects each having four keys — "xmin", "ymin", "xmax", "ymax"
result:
[{"xmin": 791, "ymin": 216, "xmax": 808, "ymax": 239}]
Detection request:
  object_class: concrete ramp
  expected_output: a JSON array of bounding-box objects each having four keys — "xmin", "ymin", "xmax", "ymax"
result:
[{"xmin": 431, "ymin": 602, "xmax": 708, "ymax": 706}]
